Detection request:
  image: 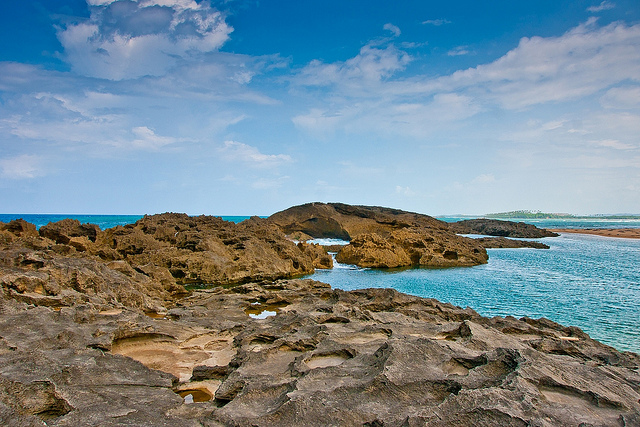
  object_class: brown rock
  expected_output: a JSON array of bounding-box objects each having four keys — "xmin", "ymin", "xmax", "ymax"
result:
[
  {"xmin": 336, "ymin": 233, "xmax": 411, "ymax": 268},
  {"xmin": 269, "ymin": 203, "xmax": 488, "ymax": 268},
  {"xmin": 39, "ymin": 218, "xmax": 100, "ymax": 243},
  {"xmin": 475, "ymin": 237, "xmax": 551, "ymax": 249},
  {"xmin": 449, "ymin": 218, "xmax": 559, "ymax": 238},
  {"xmin": 297, "ymin": 242, "xmax": 333, "ymax": 269}
]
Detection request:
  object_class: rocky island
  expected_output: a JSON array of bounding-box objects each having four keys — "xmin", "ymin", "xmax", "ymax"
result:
[{"xmin": 1, "ymin": 204, "xmax": 638, "ymax": 426}]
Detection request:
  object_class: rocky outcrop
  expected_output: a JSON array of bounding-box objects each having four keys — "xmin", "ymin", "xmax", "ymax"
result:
[
  {"xmin": 1, "ymin": 211, "xmax": 638, "ymax": 425},
  {"xmin": 0, "ymin": 214, "xmax": 319, "ymax": 312},
  {"xmin": 475, "ymin": 237, "xmax": 551, "ymax": 249},
  {"xmin": 449, "ymin": 218, "xmax": 559, "ymax": 238},
  {"xmin": 269, "ymin": 203, "xmax": 488, "ymax": 268},
  {"xmin": 1, "ymin": 278, "xmax": 638, "ymax": 426}
]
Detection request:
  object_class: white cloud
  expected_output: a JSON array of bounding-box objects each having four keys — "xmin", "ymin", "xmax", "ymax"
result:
[
  {"xmin": 57, "ymin": 0, "xmax": 232, "ymax": 80},
  {"xmin": 220, "ymin": 141, "xmax": 292, "ymax": 168},
  {"xmin": 296, "ymin": 44, "xmax": 411, "ymax": 90},
  {"xmin": 383, "ymin": 23, "xmax": 401, "ymax": 37},
  {"xmin": 587, "ymin": 1, "xmax": 615, "ymax": 12},
  {"xmin": 600, "ymin": 85, "xmax": 640, "ymax": 109},
  {"xmin": 447, "ymin": 46, "xmax": 470, "ymax": 56},
  {"xmin": 440, "ymin": 20, "xmax": 640, "ymax": 109},
  {"xmin": 0, "ymin": 155, "xmax": 43, "ymax": 179},
  {"xmin": 422, "ymin": 19, "xmax": 451, "ymax": 26},
  {"xmin": 594, "ymin": 139, "xmax": 634, "ymax": 150},
  {"xmin": 131, "ymin": 126, "xmax": 177, "ymax": 150}
]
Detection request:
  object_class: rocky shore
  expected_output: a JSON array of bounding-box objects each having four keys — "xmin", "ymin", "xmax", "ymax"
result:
[{"xmin": 1, "ymin": 205, "xmax": 638, "ymax": 426}]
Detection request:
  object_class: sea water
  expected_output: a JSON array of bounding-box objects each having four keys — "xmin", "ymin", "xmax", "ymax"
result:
[
  {"xmin": 311, "ymin": 230, "xmax": 640, "ymax": 353},
  {"xmin": 0, "ymin": 214, "xmax": 254, "ymax": 229},
  {"xmin": 2, "ymin": 214, "xmax": 639, "ymax": 353}
]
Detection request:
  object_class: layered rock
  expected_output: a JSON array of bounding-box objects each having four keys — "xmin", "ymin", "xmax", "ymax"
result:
[
  {"xmin": 1, "ymin": 278, "xmax": 638, "ymax": 426},
  {"xmin": 449, "ymin": 218, "xmax": 559, "ymax": 238},
  {"xmin": 269, "ymin": 203, "xmax": 488, "ymax": 268}
]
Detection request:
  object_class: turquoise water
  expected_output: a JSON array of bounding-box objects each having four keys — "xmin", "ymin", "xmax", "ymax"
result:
[
  {"xmin": 2, "ymin": 214, "xmax": 639, "ymax": 353},
  {"xmin": 311, "ymin": 232, "xmax": 640, "ymax": 353},
  {"xmin": 0, "ymin": 214, "xmax": 254, "ymax": 229},
  {"xmin": 438, "ymin": 216, "xmax": 640, "ymax": 229}
]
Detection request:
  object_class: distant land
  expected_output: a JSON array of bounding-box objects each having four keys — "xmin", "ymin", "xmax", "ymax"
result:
[{"xmin": 484, "ymin": 210, "xmax": 640, "ymax": 220}]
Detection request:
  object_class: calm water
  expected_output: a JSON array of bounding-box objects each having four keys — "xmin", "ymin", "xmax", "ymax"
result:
[
  {"xmin": 2, "ymin": 214, "xmax": 639, "ymax": 353},
  {"xmin": 0, "ymin": 214, "xmax": 253, "ymax": 229}
]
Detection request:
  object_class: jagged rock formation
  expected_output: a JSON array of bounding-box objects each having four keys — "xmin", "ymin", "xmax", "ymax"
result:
[
  {"xmin": 0, "ymin": 214, "xmax": 320, "ymax": 312},
  {"xmin": 449, "ymin": 218, "xmax": 559, "ymax": 238},
  {"xmin": 269, "ymin": 203, "xmax": 488, "ymax": 268}
]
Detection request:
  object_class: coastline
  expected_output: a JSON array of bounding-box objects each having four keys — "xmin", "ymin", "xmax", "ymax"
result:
[{"xmin": 549, "ymin": 228, "xmax": 640, "ymax": 239}]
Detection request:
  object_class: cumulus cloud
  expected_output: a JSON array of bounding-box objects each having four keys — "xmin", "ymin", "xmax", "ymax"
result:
[
  {"xmin": 0, "ymin": 155, "xmax": 43, "ymax": 179},
  {"xmin": 587, "ymin": 1, "xmax": 615, "ymax": 12},
  {"xmin": 220, "ymin": 141, "xmax": 292, "ymax": 168},
  {"xmin": 57, "ymin": 0, "xmax": 232, "ymax": 80}
]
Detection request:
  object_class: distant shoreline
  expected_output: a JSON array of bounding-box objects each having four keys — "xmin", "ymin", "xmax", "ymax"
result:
[{"xmin": 549, "ymin": 228, "xmax": 640, "ymax": 239}]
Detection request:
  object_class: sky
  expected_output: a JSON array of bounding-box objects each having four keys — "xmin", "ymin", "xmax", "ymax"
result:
[{"xmin": 0, "ymin": 0, "xmax": 639, "ymax": 215}]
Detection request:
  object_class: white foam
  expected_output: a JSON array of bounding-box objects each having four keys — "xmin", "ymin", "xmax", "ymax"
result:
[
  {"xmin": 328, "ymin": 252, "xmax": 367, "ymax": 271},
  {"xmin": 249, "ymin": 310, "xmax": 277, "ymax": 319},
  {"xmin": 308, "ymin": 238, "xmax": 350, "ymax": 246}
]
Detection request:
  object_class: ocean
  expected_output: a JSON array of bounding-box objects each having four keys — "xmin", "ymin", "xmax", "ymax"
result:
[
  {"xmin": 0, "ymin": 214, "xmax": 253, "ymax": 229},
  {"xmin": 2, "ymin": 214, "xmax": 639, "ymax": 353}
]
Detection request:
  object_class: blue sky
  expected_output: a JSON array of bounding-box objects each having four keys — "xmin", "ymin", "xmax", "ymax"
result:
[{"xmin": 1, "ymin": 0, "xmax": 639, "ymax": 215}]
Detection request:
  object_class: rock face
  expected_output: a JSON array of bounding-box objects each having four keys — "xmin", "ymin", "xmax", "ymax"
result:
[
  {"xmin": 449, "ymin": 218, "xmax": 559, "ymax": 238},
  {"xmin": 269, "ymin": 203, "xmax": 488, "ymax": 268},
  {"xmin": 1, "ymin": 277, "xmax": 638, "ymax": 426}
]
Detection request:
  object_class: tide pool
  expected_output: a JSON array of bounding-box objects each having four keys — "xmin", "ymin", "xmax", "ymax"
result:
[{"xmin": 310, "ymin": 233, "xmax": 640, "ymax": 353}]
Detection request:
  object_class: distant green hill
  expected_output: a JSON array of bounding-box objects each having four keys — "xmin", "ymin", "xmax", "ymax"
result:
[{"xmin": 486, "ymin": 211, "xmax": 573, "ymax": 219}]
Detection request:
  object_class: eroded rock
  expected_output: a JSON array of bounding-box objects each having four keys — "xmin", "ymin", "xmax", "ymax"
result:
[{"xmin": 269, "ymin": 203, "xmax": 488, "ymax": 268}]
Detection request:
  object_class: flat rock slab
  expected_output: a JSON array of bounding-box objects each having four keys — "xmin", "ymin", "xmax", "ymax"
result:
[{"xmin": 1, "ymin": 279, "xmax": 638, "ymax": 426}]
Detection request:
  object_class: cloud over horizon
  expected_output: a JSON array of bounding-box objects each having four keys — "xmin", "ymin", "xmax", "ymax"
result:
[{"xmin": 57, "ymin": 0, "xmax": 232, "ymax": 80}]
